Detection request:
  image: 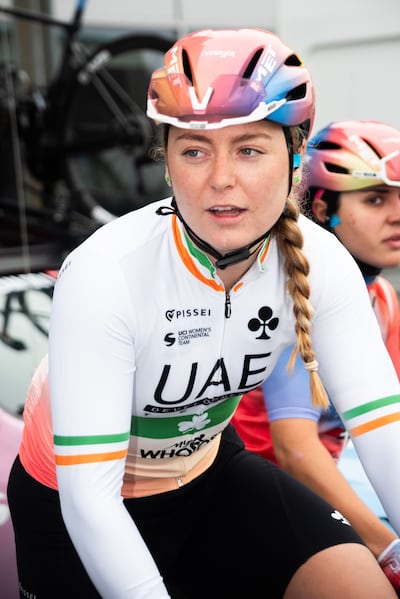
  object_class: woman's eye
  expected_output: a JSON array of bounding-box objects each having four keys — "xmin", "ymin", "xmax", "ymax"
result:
[
  {"xmin": 241, "ymin": 148, "xmax": 256, "ymax": 156},
  {"xmin": 183, "ymin": 149, "xmax": 201, "ymax": 158},
  {"xmin": 366, "ymin": 195, "xmax": 383, "ymax": 205}
]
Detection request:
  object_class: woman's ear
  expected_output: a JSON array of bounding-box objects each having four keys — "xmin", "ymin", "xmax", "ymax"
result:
[{"xmin": 311, "ymin": 197, "xmax": 328, "ymax": 223}]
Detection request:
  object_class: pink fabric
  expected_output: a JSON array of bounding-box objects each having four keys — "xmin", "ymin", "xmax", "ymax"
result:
[{"xmin": 0, "ymin": 407, "xmax": 23, "ymax": 599}]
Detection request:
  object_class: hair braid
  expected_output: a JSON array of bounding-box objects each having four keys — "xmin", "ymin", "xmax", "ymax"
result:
[{"xmin": 275, "ymin": 195, "xmax": 329, "ymax": 410}]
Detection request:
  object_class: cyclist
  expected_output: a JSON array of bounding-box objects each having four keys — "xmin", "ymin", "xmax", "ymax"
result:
[
  {"xmin": 7, "ymin": 30, "xmax": 400, "ymax": 599},
  {"xmin": 231, "ymin": 118, "xmax": 400, "ymax": 584}
]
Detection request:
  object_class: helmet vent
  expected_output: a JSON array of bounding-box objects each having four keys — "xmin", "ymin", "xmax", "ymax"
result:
[
  {"xmin": 182, "ymin": 49, "xmax": 194, "ymax": 84},
  {"xmin": 325, "ymin": 163, "xmax": 348, "ymax": 175},
  {"xmin": 285, "ymin": 53, "xmax": 302, "ymax": 67},
  {"xmin": 286, "ymin": 82, "xmax": 306, "ymax": 101},
  {"xmin": 364, "ymin": 140, "xmax": 383, "ymax": 159},
  {"xmin": 315, "ymin": 141, "xmax": 341, "ymax": 150},
  {"xmin": 243, "ymin": 48, "xmax": 263, "ymax": 79}
]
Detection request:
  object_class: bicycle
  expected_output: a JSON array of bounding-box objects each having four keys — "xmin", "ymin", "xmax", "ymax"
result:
[
  {"xmin": 0, "ymin": 269, "xmax": 56, "ymax": 350},
  {"xmin": 0, "ymin": 0, "xmax": 174, "ymax": 273}
]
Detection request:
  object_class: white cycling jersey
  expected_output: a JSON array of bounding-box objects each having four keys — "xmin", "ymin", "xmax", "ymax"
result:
[{"xmin": 22, "ymin": 197, "xmax": 400, "ymax": 597}]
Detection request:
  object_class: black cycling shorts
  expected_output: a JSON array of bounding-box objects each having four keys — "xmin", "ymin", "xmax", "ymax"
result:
[{"xmin": 8, "ymin": 425, "xmax": 364, "ymax": 598}]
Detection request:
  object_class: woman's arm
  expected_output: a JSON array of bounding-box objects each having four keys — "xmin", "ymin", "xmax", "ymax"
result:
[
  {"xmin": 49, "ymin": 247, "xmax": 170, "ymax": 598},
  {"xmin": 262, "ymin": 346, "xmax": 397, "ymax": 557},
  {"xmin": 270, "ymin": 417, "xmax": 396, "ymax": 557},
  {"xmin": 305, "ymin": 225, "xmax": 400, "ymax": 537}
]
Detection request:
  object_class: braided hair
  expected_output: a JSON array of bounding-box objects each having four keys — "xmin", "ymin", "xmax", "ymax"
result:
[{"xmin": 275, "ymin": 126, "xmax": 329, "ymax": 409}]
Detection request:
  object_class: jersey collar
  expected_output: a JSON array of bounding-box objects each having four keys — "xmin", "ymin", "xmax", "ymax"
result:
[{"xmin": 171, "ymin": 215, "xmax": 271, "ymax": 290}]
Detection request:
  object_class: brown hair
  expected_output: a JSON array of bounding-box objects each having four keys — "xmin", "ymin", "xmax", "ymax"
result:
[{"xmin": 275, "ymin": 126, "xmax": 329, "ymax": 409}]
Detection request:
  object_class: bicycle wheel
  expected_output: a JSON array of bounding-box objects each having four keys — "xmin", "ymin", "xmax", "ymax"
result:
[{"xmin": 61, "ymin": 33, "xmax": 174, "ymax": 224}]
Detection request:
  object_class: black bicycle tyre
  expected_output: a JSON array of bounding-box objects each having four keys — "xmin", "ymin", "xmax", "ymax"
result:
[{"xmin": 61, "ymin": 32, "xmax": 174, "ymax": 224}]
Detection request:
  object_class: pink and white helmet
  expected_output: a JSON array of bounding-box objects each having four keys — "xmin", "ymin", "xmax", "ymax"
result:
[
  {"xmin": 305, "ymin": 120, "xmax": 400, "ymax": 191},
  {"xmin": 147, "ymin": 28, "xmax": 315, "ymax": 134}
]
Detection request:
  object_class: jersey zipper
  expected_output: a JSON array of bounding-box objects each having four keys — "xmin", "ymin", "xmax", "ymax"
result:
[{"xmin": 225, "ymin": 290, "xmax": 232, "ymax": 318}]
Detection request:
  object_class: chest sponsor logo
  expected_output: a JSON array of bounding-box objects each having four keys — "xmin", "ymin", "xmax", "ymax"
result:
[
  {"xmin": 248, "ymin": 306, "xmax": 279, "ymax": 339},
  {"xmin": 165, "ymin": 307, "xmax": 212, "ymax": 321},
  {"xmin": 164, "ymin": 327, "xmax": 211, "ymax": 346},
  {"xmin": 148, "ymin": 353, "xmax": 271, "ymax": 411}
]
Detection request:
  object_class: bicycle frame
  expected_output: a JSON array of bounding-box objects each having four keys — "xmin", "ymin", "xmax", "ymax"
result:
[
  {"xmin": 0, "ymin": 0, "xmax": 172, "ymax": 261},
  {"xmin": 0, "ymin": 0, "xmax": 86, "ymax": 32},
  {"xmin": 0, "ymin": 0, "xmax": 87, "ymax": 81}
]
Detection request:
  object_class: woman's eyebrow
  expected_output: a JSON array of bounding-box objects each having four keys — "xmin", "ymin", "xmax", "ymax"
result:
[
  {"xmin": 174, "ymin": 132, "xmax": 212, "ymax": 143},
  {"xmin": 174, "ymin": 132, "xmax": 274, "ymax": 144},
  {"xmin": 361, "ymin": 186, "xmax": 389, "ymax": 194},
  {"xmin": 232, "ymin": 133, "xmax": 274, "ymax": 143}
]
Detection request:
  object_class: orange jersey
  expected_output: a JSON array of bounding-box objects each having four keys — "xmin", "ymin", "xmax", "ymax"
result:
[{"xmin": 369, "ymin": 276, "xmax": 400, "ymax": 378}]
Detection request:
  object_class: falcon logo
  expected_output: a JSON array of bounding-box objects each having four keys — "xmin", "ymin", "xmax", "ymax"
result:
[{"xmin": 164, "ymin": 333, "xmax": 175, "ymax": 346}]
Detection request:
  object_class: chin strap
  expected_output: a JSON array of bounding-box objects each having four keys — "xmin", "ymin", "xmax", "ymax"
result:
[
  {"xmin": 156, "ymin": 198, "xmax": 271, "ymax": 270},
  {"xmin": 155, "ymin": 126, "xmax": 298, "ymax": 269}
]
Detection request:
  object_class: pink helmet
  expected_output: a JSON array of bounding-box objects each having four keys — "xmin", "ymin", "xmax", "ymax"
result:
[
  {"xmin": 147, "ymin": 28, "xmax": 315, "ymax": 133},
  {"xmin": 305, "ymin": 120, "xmax": 400, "ymax": 191}
]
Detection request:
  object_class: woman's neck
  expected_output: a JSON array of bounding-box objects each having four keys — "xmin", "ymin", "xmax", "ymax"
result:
[{"xmin": 214, "ymin": 252, "xmax": 259, "ymax": 290}]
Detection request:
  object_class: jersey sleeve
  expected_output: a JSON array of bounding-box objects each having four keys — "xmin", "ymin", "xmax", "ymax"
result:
[
  {"xmin": 49, "ymin": 247, "xmax": 170, "ymax": 598},
  {"xmin": 305, "ymin": 224, "xmax": 400, "ymax": 537},
  {"xmin": 262, "ymin": 345, "xmax": 321, "ymax": 422},
  {"xmin": 374, "ymin": 276, "xmax": 400, "ymax": 379}
]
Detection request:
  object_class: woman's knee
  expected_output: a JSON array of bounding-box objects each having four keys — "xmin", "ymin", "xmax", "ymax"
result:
[{"xmin": 284, "ymin": 543, "xmax": 397, "ymax": 599}]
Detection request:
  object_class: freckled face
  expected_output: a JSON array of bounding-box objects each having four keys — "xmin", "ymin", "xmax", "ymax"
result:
[
  {"xmin": 334, "ymin": 186, "xmax": 400, "ymax": 268},
  {"xmin": 166, "ymin": 120, "xmax": 290, "ymax": 256}
]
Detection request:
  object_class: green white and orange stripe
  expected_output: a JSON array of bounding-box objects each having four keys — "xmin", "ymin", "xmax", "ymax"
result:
[
  {"xmin": 342, "ymin": 394, "xmax": 400, "ymax": 438},
  {"xmin": 54, "ymin": 431, "xmax": 130, "ymax": 466},
  {"xmin": 53, "ymin": 395, "xmax": 243, "ymax": 465}
]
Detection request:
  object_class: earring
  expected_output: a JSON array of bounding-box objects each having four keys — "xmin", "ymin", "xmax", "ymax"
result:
[
  {"xmin": 294, "ymin": 174, "xmax": 301, "ymax": 185},
  {"xmin": 329, "ymin": 214, "xmax": 341, "ymax": 228},
  {"xmin": 165, "ymin": 174, "xmax": 171, "ymax": 186}
]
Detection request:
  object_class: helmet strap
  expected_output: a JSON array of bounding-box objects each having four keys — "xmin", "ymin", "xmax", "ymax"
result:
[
  {"xmin": 156, "ymin": 198, "xmax": 271, "ymax": 270},
  {"xmin": 283, "ymin": 127, "xmax": 294, "ymax": 195}
]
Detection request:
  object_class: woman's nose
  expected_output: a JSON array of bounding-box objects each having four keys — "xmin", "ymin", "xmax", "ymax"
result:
[
  {"xmin": 386, "ymin": 191, "xmax": 400, "ymax": 223},
  {"xmin": 209, "ymin": 154, "xmax": 236, "ymax": 191}
]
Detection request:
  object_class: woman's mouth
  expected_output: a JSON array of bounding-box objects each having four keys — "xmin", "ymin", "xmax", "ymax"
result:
[
  {"xmin": 209, "ymin": 206, "xmax": 244, "ymax": 217},
  {"xmin": 384, "ymin": 235, "xmax": 400, "ymax": 249}
]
